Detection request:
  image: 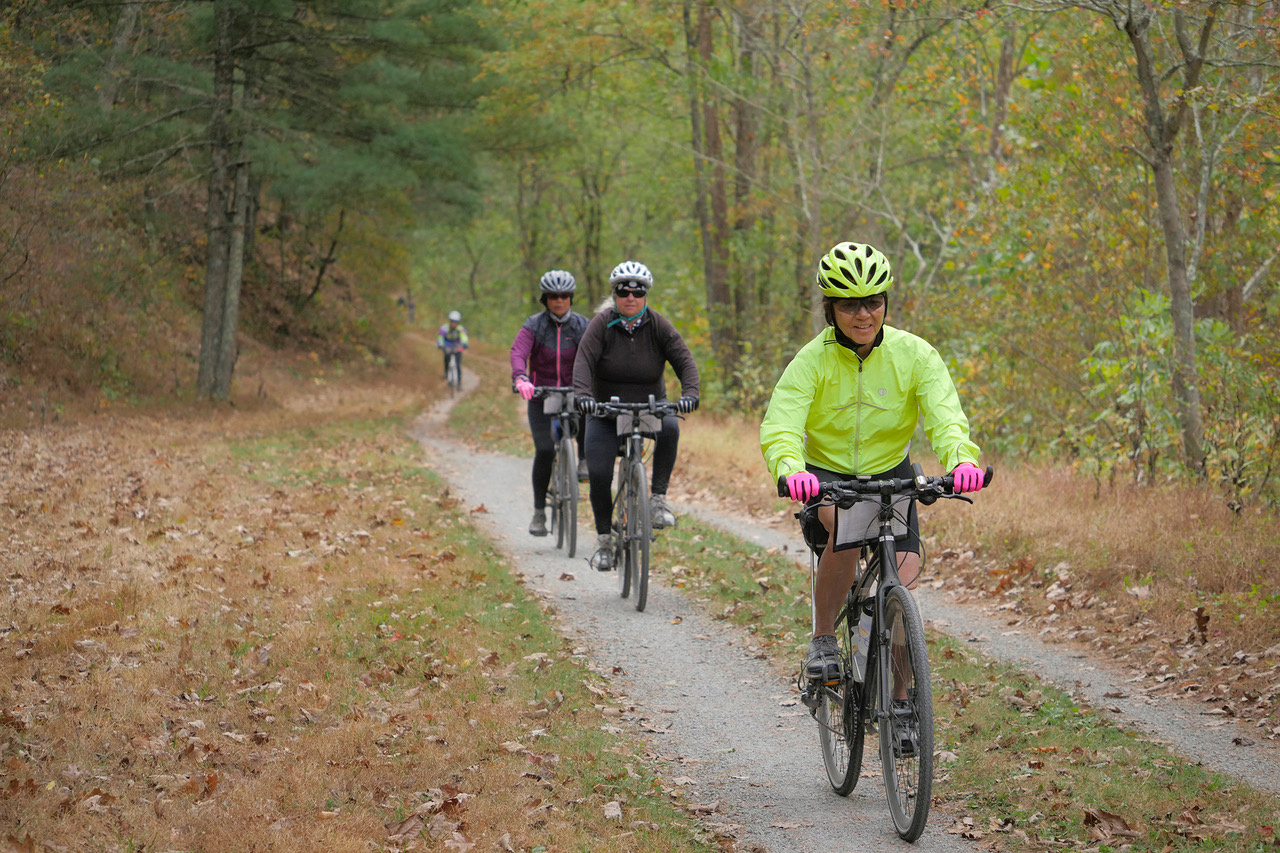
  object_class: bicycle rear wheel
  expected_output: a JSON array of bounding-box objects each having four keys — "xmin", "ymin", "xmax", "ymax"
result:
[
  {"xmin": 614, "ymin": 456, "xmax": 631, "ymax": 599},
  {"xmin": 817, "ymin": 594, "xmax": 866, "ymax": 795},
  {"xmin": 627, "ymin": 459, "xmax": 651, "ymax": 612},
  {"xmin": 559, "ymin": 437, "xmax": 578, "ymax": 558},
  {"xmin": 880, "ymin": 584, "xmax": 934, "ymax": 842},
  {"xmin": 548, "ymin": 448, "xmax": 562, "ymax": 547}
]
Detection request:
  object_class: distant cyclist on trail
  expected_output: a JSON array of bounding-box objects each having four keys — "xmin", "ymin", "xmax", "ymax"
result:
[
  {"xmin": 510, "ymin": 269, "xmax": 591, "ymax": 538},
  {"xmin": 436, "ymin": 310, "xmax": 468, "ymax": 379},
  {"xmin": 573, "ymin": 261, "xmax": 700, "ymax": 571},
  {"xmin": 759, "ymin": 241, "xmax": 984, "ymax": 684}
]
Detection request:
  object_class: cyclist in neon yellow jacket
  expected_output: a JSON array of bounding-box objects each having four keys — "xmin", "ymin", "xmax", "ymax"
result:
[{"xmin": 760, "ymin": 241, "xmax": 984, "ymax": 683}]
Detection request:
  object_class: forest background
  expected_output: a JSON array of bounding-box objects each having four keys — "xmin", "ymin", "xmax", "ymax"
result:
[{"xmin": 2, "ymin": 0, "xmax": 1280, "ymax": 506}]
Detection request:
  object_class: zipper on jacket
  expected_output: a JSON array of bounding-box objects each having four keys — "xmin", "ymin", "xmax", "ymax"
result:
[{"xmin": 853, "ymin": 356, "xmax": 865, "ymax": 473}]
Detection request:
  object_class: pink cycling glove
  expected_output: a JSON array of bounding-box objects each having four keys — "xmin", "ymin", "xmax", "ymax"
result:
[
  {"xmin": 786, "ymin": 471, "xmax": 821, "ymax": 502},
  {"xmin": 515, "ymin": 378, "xmax": 535, "ymax": 401},
  {"xmin": 952, "ymin": 462, "xmax": 984, "ymax": 494}
]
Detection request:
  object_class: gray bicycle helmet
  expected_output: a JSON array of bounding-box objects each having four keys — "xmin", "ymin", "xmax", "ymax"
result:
[
  {"xmin": 447, "ymin": 310, "xmax": 461, "ymax": 322},
  {"xmin": 539, "ymin": 270, "xmax": 576, "ymax": 294},
  {"xmin": 608, "ymin": 261, "xmax": 653, "ymax": 292}
]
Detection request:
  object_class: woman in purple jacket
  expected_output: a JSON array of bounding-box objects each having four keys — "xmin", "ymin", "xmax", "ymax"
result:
[{"xmin": 510, "ymin": 270, "xmax": 591, "ymax": 537}]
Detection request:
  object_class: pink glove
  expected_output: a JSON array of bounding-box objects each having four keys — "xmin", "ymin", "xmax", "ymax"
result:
[
  {"xmin": 952, "ymin": 462, "xmax": 984, "ymax": 494},
  {"xmin": 786, "ymin": 471, "xmax": 821, "ymax": 502},
  {"xmin": 515, "ymin": 378, "xmax": 535, "ymax": 401}
]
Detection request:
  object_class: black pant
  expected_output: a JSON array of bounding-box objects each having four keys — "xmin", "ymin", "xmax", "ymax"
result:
[
  {"xmin": 584, "ymin": 413, "xmax": 680, "ymax": 535},
  {"xmin": 527, "ymin": 402, "xmax": 585, "ymax": 510}
]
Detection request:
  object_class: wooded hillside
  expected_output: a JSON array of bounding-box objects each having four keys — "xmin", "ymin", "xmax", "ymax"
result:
[{"xmin": 3, "ymin": 0, "xmax": 1278, "ymax": 503}]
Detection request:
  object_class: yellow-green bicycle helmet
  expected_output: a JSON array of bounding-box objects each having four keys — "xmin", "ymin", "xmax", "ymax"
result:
[{"xmin": 816, "ymin": 242, "xmax": 894, "ymax": 298}]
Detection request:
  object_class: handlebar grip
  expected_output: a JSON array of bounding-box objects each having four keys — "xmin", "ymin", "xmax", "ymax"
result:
[
  {"xmin": 983, "ymin": 465, "xmax": 995, "ymax": 488},
  {"xmin": 777, "ymin": 476, "xmax": 789, "ymax": 498}
]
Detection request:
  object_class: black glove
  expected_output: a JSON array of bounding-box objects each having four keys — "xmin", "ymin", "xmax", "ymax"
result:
[
  {"xmin": 576, "ymin": 396, "xmax": 597, "ymax": 415},
  {"xmin": 676, "ymin": 395, "xmax": 699, "ymax": 414}
]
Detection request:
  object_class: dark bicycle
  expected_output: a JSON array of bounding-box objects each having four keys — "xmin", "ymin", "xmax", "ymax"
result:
[
  {"xmin": 780, "ymin": 463, "xmax": 992, "ymax": 841},
  {"xmin": 595, "ymin": 396, "xmax": 681, "ymax": 613},
  {"xmin": 443, "ymin": 345, "xmax": 463, "ymax": 395},
  {"xmin": 534, "ymin": 386, "xmax": 580, "ymax": 558}
]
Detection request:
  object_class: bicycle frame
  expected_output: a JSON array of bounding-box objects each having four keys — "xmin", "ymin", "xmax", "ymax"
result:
[{"xmin": 844, "ymin": 483, "xmax": 909, "ymax": 734}]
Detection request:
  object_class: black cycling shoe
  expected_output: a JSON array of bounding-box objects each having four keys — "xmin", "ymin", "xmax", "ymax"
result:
[
  {"xmin": 804, "ymin": 635, "xmax": 843, "ymax": 684},
  {"xmin": 891, "ymin": 700, "xmax": 918, "ymax": 757}
]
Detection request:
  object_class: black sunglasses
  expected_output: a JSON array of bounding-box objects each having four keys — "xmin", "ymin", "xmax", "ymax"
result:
[{"xmin": 614, "ymin": 286, "xmax": 646, "ymax": 298}]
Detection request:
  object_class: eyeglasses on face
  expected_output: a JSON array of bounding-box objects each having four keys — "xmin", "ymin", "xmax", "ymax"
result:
[
  {"xmin": 545, "ymin": 293, "xmax": 571, "ymax": 300},
  {"xmin": 833, "ymin": 294, "xmax": 885, "ymax": 314},
  {"xmin": 614, "ymin": 287, "xmax": 646, "ymax": 298}
]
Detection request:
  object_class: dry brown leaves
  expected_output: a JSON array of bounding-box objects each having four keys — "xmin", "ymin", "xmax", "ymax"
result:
[{"xmin": 929, "ymin": 546, "xmax": 1280, "ymax": 734}]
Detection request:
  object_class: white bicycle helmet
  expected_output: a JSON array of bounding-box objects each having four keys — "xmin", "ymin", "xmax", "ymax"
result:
[
  {"xmin": 539, "ymin": 270, "xmax": 576, "ymax": 294},
  {"xmin": 447, "ymin": 310, "xmax": 461, "ymax": 322},
  {"xmin": 608, "ymin": 261, "xmax": 653, "ymax": 292}
]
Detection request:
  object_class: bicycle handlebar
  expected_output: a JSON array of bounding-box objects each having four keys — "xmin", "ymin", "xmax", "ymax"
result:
[
  {"xmin": 531, "ymin": 385, "xmax": 574, "ymax": 399},
  {"xmin": 594, "ymin": 395, "xmax": 681, "ymax": 418},
  {"xmin": 776, "ymin": 464, "xmax": 995, "ymax": 505}
]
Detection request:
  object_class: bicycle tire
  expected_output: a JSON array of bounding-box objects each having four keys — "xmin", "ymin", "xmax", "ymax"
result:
[
  {"xmin": 817, "ymin": 592, "xmax": 865, "ymax": 795},
  {"xmin": 615, "ymin": 456, "xmax": 631, "ymax": 599},
  {"xmin": 880, "ymin": 584, "xmax": 934, "ymax": 842},
  {"xmin": 628, "ymin": 459, "xmax": 651, "ymax": 612},
  {"xmin": 560, "ymin": 436, "xmax": 578, "ymax": 558}
]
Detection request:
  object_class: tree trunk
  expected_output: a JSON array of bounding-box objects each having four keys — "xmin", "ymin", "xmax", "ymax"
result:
[
  {"xmin": 687, "ymin": 0, "xmax": 736, "ymax": 376},
  {"xmin": 731, "ymin": 6, "xmax": 761, "ymax": 348},
  {"xmin": 1125, "ymin": 2, "xmax": 1210, "ymax": 474},
  {"xmin": 196, "ymin": 0, "xmax": 235, "ymax": 400},
  {"xmin": 98, "ymin": 2, "xmax": 140, "ymax": 113},
  {"xmin": 213, "ymin": 157, "xmax": 250, "ymax": 399},
  {"xmin": 579, "ymin": 170, "xmax": 603, "ymax": 307}
]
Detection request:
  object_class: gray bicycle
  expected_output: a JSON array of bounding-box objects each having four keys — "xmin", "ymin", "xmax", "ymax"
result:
[
  {"xmin": 783, "ymin": 463, "xmax": 992, "ymax": 841},
  {"xmin": 595, "ymin": 396, "xmax": 680, "ymax": 613},
  {"xmin": 534, "ymin": 386, "xmax": 579, "ymax": 558}
]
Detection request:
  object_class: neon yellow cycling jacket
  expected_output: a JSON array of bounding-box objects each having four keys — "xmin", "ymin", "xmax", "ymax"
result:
[{"xmin": 760, "ymin": 324, "xmax": 980, "ymax": 482}]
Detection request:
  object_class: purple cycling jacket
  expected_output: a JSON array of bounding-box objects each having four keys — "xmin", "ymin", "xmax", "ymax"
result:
[{"xmin": 510, "ymin": 309, "xmax": 590, "ymax": 388}]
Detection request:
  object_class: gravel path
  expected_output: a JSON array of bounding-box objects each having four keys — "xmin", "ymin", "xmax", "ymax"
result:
[{"xmin": 409, "ymin": 385, "xmax": 1280, "ymax": 852}]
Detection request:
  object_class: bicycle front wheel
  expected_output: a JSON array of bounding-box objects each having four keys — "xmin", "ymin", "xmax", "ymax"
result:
[
  {"xmin": 817, "ymin": 595, "xmax": 865, "ymax": 795},
  {"xmin": 559, "ymin": 437, "xmax": 578, "ymax": 558},
  {"xmin": 880, "ymin": 584, "xmax": 934, "ymax": 842},
  {"xmin": 627, "ymin": 459, "xmax": 651, "ymax": 612}
]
